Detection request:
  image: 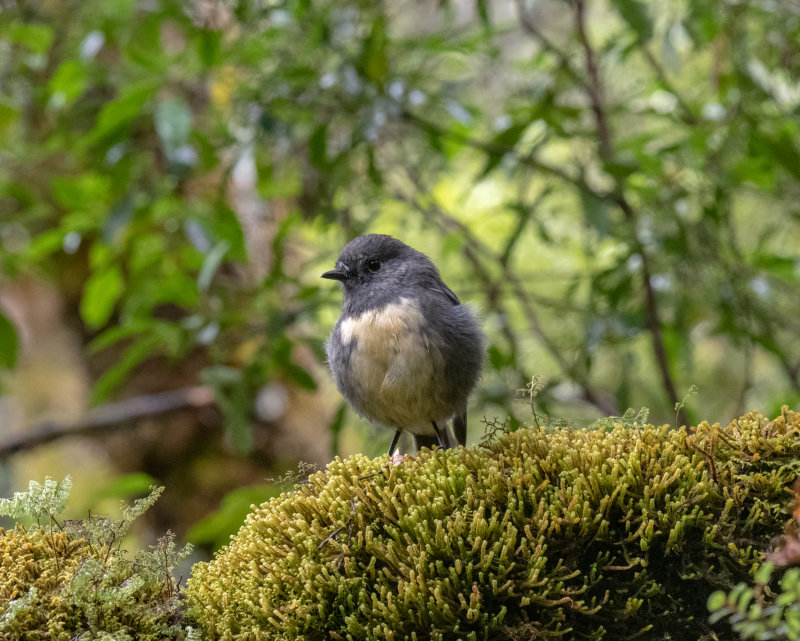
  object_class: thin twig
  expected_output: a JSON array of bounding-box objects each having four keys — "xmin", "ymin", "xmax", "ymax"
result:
[
  {"xmin": 516, "ymin": 0, "xmax": 586, "ymax": 87},
  {"xmin": 638, "ymin": 46, "xmax": 698, "ymax": 124}
]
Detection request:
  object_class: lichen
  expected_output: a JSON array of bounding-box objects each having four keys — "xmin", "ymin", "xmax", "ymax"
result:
[{"xmin": 185, "ymin": 408, "xmax": 800, "ymax": 640}]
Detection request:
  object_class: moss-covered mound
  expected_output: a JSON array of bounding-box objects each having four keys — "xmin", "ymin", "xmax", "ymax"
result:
[{"xmin": 186, "ymin": 410, "xmax": 800, "ymax": 640}]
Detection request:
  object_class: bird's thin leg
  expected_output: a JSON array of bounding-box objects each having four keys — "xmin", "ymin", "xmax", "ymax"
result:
[
  {"xmin": 387, "ymin": 430, "xmax": 402, "ymax": 456},
  {"xmin": 431, "ymin": 421, "xmax": 448, "ymax": 449}
]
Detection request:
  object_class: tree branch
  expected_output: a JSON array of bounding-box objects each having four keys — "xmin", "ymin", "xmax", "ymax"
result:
[
  {"xmin": 570, "ymin": 0, "xmax": 684, "ymax": 423},
  {"xmin": 0, "ymin": 386, "xmax": 216, "ymax": 459}
]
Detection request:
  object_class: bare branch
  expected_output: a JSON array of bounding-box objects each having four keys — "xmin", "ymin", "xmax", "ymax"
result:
[{"xmin": 0, "ymin": 386, "xmax": 216, "ymax": 459}]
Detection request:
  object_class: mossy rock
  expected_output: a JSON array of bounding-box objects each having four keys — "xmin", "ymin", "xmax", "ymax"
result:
[{"xmin": 185, "ymin": 409, "xmax": 800, "ymax": 640}]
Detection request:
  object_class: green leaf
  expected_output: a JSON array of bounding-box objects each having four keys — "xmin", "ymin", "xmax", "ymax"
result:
[
  {"xmin": 309, "ymin": 124, "xmax": 328, "ymax": 168},
  {"xmin": 488, "ymin": 344, "xmax": 514, "ymax": 370},
  {"xmin": 48, "ymin": 60, "xmax": 87, "ymax": 108},
  {"xmin": 479, "ymin": 123, "xmax": 528, "ymax": 177},
  {"xmin": 5, "ymin": 22, "xmax": 53, "ymax": 54},
  {"xmin": 187, "ymin": 484, "xmax": 280, "ymax": 549},
  {"xmin": 155, "ymin": 97, "xmax": 192, "ymax": 156},
  {"xmin": 91, "ymin": 473, "xmax": 158, "ymax": 502},
  {"xmin": 580, "ymin": 190, "xmax": 613, "ymax": 237},
  {"xmin": 771, "ymin": 131, "xmax": 800, "ymax": 180},
  {"xmin": 476, "ymin": 0, "xmax": 490, "ymax": 27},
  {"xmin": 706, "ymin": 590, "xmax": 728, "ymax": 614},
  {"xmin": 754, "ymin": 562, "xmax": 774, "ymax": 584},
  {"xmin": 366, "ymin": 146, "xmax": 383, "ymax": 186},
  {"xmin": 81, "ymin": 265, "xmax": 124, "ymax": 330},
  {"xmin": 0, "ymin": 309, "xmax": 19, "ymax": 369},
  {"xmin": 51, "ymin": 173, "xmax": 111, "ymax": 211},
  {"xmin": 90, "ymin": 334, "xmax": 160, "ymax": 404},
  {"xmin": 197, "ymin": 240, "xmax": 230, "ymax": 291},
  {"xmin": 611, "ymin": 0, "xmax": 653, "ymax": 41},
  {"xmin": 283, "ymin": 361, "xmax": 317, "ymax": 390},
  {"xmin": 362, "ymin": 16, "xmax": 389, "ymax": 84},
  {"xmin": 89, "ymin": 322, "xmax": 148, "ymax": 353},
  {"xmin": 84, "ymin": 82, "xmax": 155, "ymax": 148},
  {"xmin": 328, "ymin": 402, "xmax": 347, "ymax": 457},
  {"xmin": 0, "ymin": 102, "xmax": 18, "ymax": 135},
  {"xmin": 603, "ymin": 157, "xmax": 639, "ymax": 180},
  {"xmin": 198, "ymin": 30, "xmax": 222, "ymax": 67}
]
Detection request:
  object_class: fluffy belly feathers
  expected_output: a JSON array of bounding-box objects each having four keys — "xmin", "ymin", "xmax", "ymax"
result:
[{"xmin": 337, "ymin": 299, "xmax": 450, "ymax": 434}]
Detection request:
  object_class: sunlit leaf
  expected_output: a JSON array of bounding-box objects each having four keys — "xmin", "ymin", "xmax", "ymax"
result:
[
  {"xmin": 197, "ymin": 240, "xmax": 230, "ymax": 291},
  {"xmin": 81, "ymin": 265, "xmax": 124, "ymax": 330},
  {"xmin": 48, "ymin": 60, "xmax": 87, "ymax": 108},
  {"xmin": 0, "ymin": 310, "xmax": 19, "ymax": 369},
  {"xmin": 309, "ymin": 123, "xmax": 328, "ymax": 168},
  {"xmin": 5, "ymin": 22, "xmax": 53, "ymax": 54},
  {"xmin": 362, "ymin": 15, "xmax": 388, "ymax": 83},
  {"xmin": 84, "ymin": 83, "xmax": 155, "ymax": 147},
  {"xmin": 611, "ymin": 0, "xmax": 653, "ymax": 41}
]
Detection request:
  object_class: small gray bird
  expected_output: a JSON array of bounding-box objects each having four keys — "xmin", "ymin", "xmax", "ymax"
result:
[{"xmin": 322, "ymin": 234, "xmax": 483, "ymax": 454}]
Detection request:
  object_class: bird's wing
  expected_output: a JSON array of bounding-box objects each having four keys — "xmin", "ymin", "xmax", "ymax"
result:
[{"xmin": 422, "ymin": 278, "xmax": 460, "ymax": 306}]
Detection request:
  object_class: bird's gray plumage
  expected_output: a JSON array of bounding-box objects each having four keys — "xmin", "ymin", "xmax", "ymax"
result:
[{"xmin": 322, "ymin": 234, "xmax": 483, "ymax": 452}]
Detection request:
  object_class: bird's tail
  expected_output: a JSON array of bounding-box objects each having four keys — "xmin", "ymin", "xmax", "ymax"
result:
[
  {"xmin": 452, "ymin": 409, "xmax": 467, "ymax": 447},
  {"xmin": 413, "ymin": 411, "xmax": 467, "ymax": 451}
]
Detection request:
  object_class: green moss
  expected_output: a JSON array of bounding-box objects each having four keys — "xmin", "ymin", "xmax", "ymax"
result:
[
  {"xmin": 0, "ymin": 484, "xmax": 193, "ymax": 640},
  {"xmin": 185, "ymin": 409, "xmax": 800, "ymax": 640}
]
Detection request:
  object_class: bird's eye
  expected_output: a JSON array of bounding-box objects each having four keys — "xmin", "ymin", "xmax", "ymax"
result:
[{"xmin": 367, "ymin": 258, "xmax": 381, "ymax": 272}]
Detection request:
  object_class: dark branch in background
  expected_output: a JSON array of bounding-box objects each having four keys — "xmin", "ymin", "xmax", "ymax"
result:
[
  {"xmin": 569, "ymin": 0, "xmax": 685, "ymax": 424},
  {"xmin": 571, "ymin": 0, "xmax": 614, "ymax": 162},
  {"xmin": 0, "ymin": 386, "xmax": 216, "ymax": 459}
]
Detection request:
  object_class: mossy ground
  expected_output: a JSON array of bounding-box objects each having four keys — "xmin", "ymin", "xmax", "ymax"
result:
[{"xmin": 186, "ymin": 409, "xmax": 800, "ymax": 640}]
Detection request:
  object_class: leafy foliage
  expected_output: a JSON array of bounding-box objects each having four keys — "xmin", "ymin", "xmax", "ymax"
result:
[
  {"xmin": 185, "ymin": 408, "xmax": 800, "ymax": 640},
  {"xmin": 0, "ymin": 476, "xmax": 73, "ymax": 524},
  {"xmin": 2, "ymin": 0, "xmax": 800, "ymax": 456},
  {"xmin": 0, "ymin": 478, "xmax": 194, "ymax": 640},
  {"xmin": 708, "ymin": 474, "xmax": 800, "ymax": 640},
  {"xmin": 708, "ymin": 563, "xmax": 800, "ymax": 640}
]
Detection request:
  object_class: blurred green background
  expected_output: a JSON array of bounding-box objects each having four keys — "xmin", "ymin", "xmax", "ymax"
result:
[{"xmin": 1, "ymin": 0, "xmax": 799, "ymax": 556}]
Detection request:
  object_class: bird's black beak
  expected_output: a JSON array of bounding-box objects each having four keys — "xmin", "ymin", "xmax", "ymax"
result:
[{"xmin": 321, "ymin": 264, "xmax": 349, "ymax": 282}]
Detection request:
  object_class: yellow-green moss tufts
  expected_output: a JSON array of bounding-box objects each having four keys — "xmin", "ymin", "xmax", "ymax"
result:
[
  {"xmin": 0, "ymin": 485, "xmax": 192, "ymax": 640},
  {"xmin": 0, "ymin": 528, "xmax": 89, "ymax": 638},
  {"xmin": 186, "ymin": 409, "xmax": 800, "ymax": 640}
]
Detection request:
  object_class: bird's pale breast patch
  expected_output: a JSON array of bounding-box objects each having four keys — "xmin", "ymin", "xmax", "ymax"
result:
[{"xmin": 338, "ymin": 298, "xmax": 448, "ymax": 432}]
